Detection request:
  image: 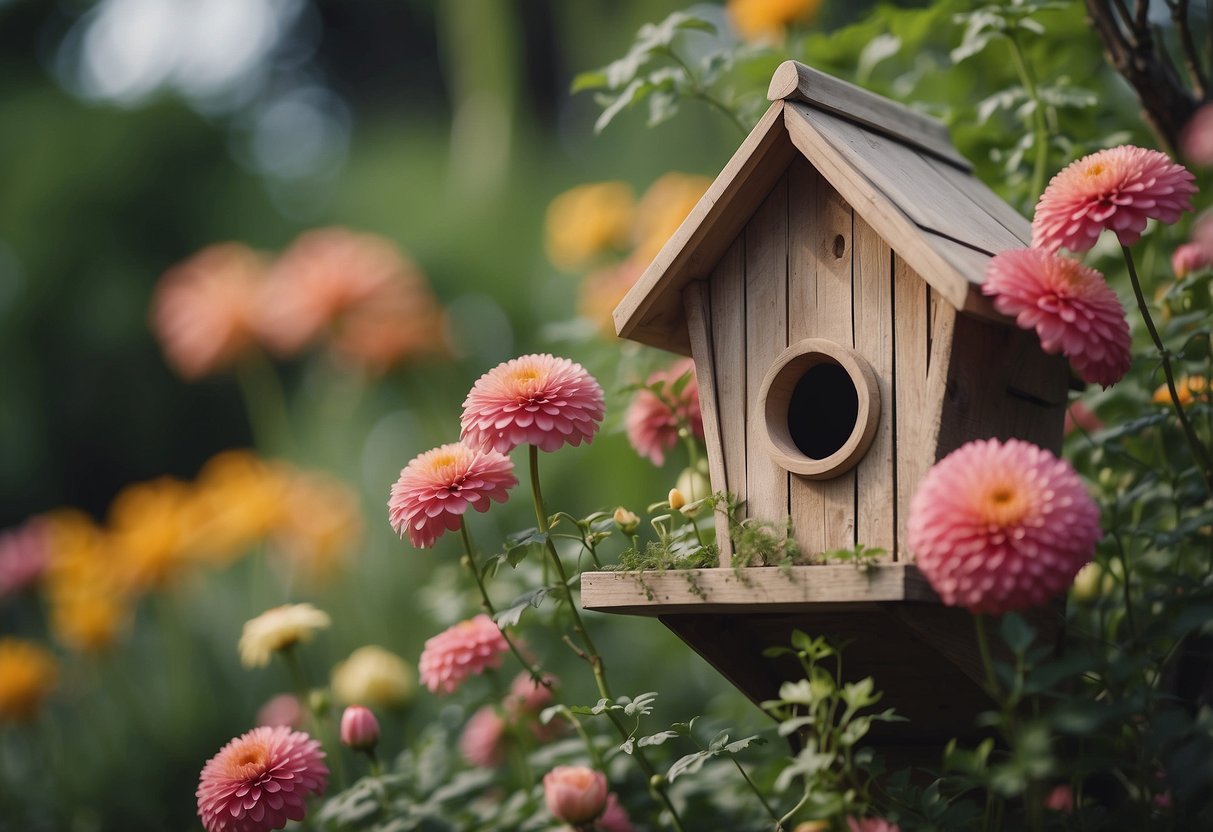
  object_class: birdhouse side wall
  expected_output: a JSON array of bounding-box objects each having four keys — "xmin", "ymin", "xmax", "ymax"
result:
[{"xmin": 687, "ymin": 156, "xmax": 960, "ymax": 566}]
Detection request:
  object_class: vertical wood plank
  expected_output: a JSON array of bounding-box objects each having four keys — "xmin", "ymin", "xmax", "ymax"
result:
[
  {"xmin": 812, "ymin": 178, "xmax": 856, "ymax": 552},
  {"xmin": 683, "ymin": 281, "xmax": 734, "ymax": 563},
  {"xmin": 710, "ymin": 236, "xmax": 747, "ymax": 567},
  {"xmin": 852, "ymin": 218, "xmax": 894, "ymax": 558},
  {"xmin": 787, "ymin": 157, "xmax": 825, "ymax": 557},
  {"xmin": 744, "ymin": 176, "xmax": 790, "ymax": 535}
]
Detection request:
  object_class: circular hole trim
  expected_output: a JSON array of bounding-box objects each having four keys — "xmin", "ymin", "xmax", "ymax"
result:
[{"xmin": 756, "ymin": 339, "xmax": 881, "ymax": 479}]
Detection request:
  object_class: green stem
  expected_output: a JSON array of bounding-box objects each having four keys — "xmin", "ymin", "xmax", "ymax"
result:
[
  {"xmin": 1121, "ymin": 244, "xmax": 1213, "ymax": 494},
  {"xmin": 458, "ymin": 520, "xmax": 546, "ymax": 684},
  {"xmin": 663, "ymin": 48, "xmax": 748, "ymax": 135},
  {"xmin": 974, "ymin": 615, "xmax": 1000, "ymax": 699},
  {"xmin": 1005, "ymin": 29, "xmax": 1050, "ymax": 200},
  {"xmin": 732, "ymin": 756, "xmax": 783, "ymax": 829},
  {"xmin": 234, "ymin": 350, "xmax": 293, "ymax": 453}
]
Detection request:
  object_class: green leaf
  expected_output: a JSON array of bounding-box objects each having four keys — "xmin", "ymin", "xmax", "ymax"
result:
[
  {"xmin": 493, "ymin": 586, "xmax": 554, "ymax": 627},
  {"xmin": 666, "ymin": 749, "xmax": 713, "ymax": 782},
  {"xmin": 638, "ymin": 730, "xmax": 680, "ymax": 747},
  {"xmin": 999, "ymin": 613, "xmax": 1036, "ymax": 655}
]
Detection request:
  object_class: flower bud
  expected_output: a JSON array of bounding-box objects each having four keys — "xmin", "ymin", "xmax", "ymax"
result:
[
  {"xmin": 613, "ymin": 507, "xmax": 640, "ymax": 535},
  {"xmin": 667, "ymin": 488, "xmax": 687, "ymax": 511},
  {"xmin": 675, "ymin": 466, "xmax": 711, "ymax": 503},
  {"xmin": 339, "ymin": 705, "xmax": 380, "ymax": 751},
  {"xmin": 543, "ymin": 765, "xmax": 608, "ymax": 825}
]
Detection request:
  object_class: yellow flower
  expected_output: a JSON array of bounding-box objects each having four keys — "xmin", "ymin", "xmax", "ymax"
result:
[
  {"xmin": 728, "ymin": 0, "xmax": 824, "ymax": 42},
  {"xmin": 239, "ymin": 603, "xmax": 331, "ymax": 668},
  {"xmin": 1153, "ymin": 375, "xmax": 1208, "ymax": 407},
  {"xmin": 50, "ymin": 593, "xmax": 131, "ymax": 654},
  {"xmin": 190, "ymin": 450, "xmax": 289, "ymax": 564},
  {"xmin": 107, "ymin": 477, "xmax": 200, "ymax": 593},
  {"xmin": 632, "ymin": 173, "xmax": 712, "ymax": 264},
  {"xmin": 577, "ymin": 259, "xmax": 644, "ymax": 336},
  {"xmin": 42, "ymin": 509, "xmax": 130, "ymax": 653},
  {"xmin": 0, "ymin": 638, "xmax": 58, "ymax": 724},
  {"xmin": 331, "ymin": 645, "xmax": 416, "ymax": 708},
  {"xmin": 271, "ymin": 471, "xmax": 363, "ymax": 583},
  {"xmin": 545, "ymin": 182, "xmax": 636, "ymax": 270}
]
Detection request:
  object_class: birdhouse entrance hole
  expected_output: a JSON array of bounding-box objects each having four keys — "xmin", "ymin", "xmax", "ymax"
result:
[{"xmin": 758, "ymin": 339, "xmax": 880, "ymax": 479}]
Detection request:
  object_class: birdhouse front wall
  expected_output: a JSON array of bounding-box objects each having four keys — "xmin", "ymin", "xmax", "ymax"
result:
[{"xmin": 690, "ymin": 155, "xmax": 958, "ymax": 565}]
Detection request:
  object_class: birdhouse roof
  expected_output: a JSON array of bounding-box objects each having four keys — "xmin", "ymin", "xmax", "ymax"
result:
[{"xmin": 613, "ymin": 61, "xmax": 1031, "ymax": 356}]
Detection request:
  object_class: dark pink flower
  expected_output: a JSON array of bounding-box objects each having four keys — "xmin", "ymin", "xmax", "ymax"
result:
[
  {"xmin": 907, "ymin": 438, "xmax": 1101, "ymax": 615},
  {"xmin": 196, "ymin": 725, "xmax": 328, "ymax": 832},
  {"xmin": 984, "ymin": 249, "xmax": 1130, "ymax": 388},
  {"xmin": 1032, "ymin": 145, "xmax": 1196, "ymax": 251},
  {"xmin": 418, "ymin": 615, "xmax": 509, "ymax": 694},
  {"xmin": 459, "ymin": 705, "xmax": 507, "ymax": 767},
  {"xmin": 1182, "ymin": 103, "xmax": 1213, "ymax": 166},
  {"xmin": 339, "ymin": 705, "xmax": 379, "ymax": 750},
  {"xmin": 1064, "ymin": 402, "xmax": 1102, "ymax": 437},
  {"xmin": 387, "ymin": 442, "xmax": 516, "ymax": 549},
  {"xmin": 1045, "ymin": 784, "xmax": 1075, "ymax": 813},
  {"xmin": 1172, "ymin": 241, "xmax": 1213, "ymax": 279},
  {"xmin": 595, "ymin": 793, "xmax": 634, "ymax": 832},
  {"xmin": 460, "ymin": 354, "xmax": 605, "ymax": 454},
  {"xmin": 543, "ymin": 765, "xmax": 608, "ymax": 825},
  {"xmin": 0, "ymin": 517, "xmax": 49, "ymax": 599},
  {"xmin": 625, "ymin": 358, "xmax": 704, "ymax": 466}
]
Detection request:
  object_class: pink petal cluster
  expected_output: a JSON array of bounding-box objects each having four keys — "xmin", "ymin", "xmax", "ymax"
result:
[
  {"xmin": 460, "ymin": 354, "xmax": 605, "ymax": 454},
  {"xmin": 196, "ymin": 725, "xmax": 328, "ymax": 832},
  {"xmin": 458, "ymin": 705, "xmax": 507, "ymax": 767},
  {"xmin": 1044, "ymin": 784, "xmax": 1075, "ymax": 813},
  {"xmin": 543, "ymin": 765, "xmax": 609, "ymax": 825},
  {"xmin": 1182, "ymin": 103, "xmax": 1213, "ymax": 166},
  {"xmin": 339, "ymin": 705, "xmax": 380, "ymax": 750},
  {"xmin": 1032, "ymin": 145, "xmax": 1196, "ymax": 252},
  {"xmin": 984, "ymin": 249, "xmax": 1131, "ymax": 388},
  {"xmin": 625, "ymin": 358, "xmax": 704, "ymax": 466},
  {"xmin": 1172, "ymin": 241, "xmax": 1213, "ymax": 279},
  {"xmin": 595, "ymin": 793, "xmax": 635, "ymax": 832},
  {"xmin": 0, "ymin": 517, "xmax": 49, "ymax": 599},
  {"xmin": 387, "ymin": 442, "xmax": 517, "ymax": 549},
  {"xmin": 255, "ymin": 694, "xmax": 305, "ymax": 729},
  {"xmin": 418, "ymin": 614, "xmax": 509, "ymax": 694},
  {"xmin": 907, "ymin": 438, "xmax": 1101, "ymax": 616},
  {"xmin": 846, "ymin": 819, "xmax": 901, "ymax": 832}
]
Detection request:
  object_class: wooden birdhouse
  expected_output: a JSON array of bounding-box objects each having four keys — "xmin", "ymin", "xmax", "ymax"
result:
[{"xmin": 580, "ymin": 62, "xmax": 1069, "ymax": 748}]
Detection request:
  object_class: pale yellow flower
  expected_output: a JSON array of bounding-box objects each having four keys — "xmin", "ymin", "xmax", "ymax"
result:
[
  {"xmin": 545, "ymin": 182, "xmax": 636, "ymax": 270},
  {"xmin": 0, "ymin": 638, "xmax": 58, "ymax": 724},
  {"xmin": 331, "ymin": 645, "xmax": 416, "ymax": 708},
  {"xmin": 239, "ymin": 603, "xmax": 331, "ymax": 668}
]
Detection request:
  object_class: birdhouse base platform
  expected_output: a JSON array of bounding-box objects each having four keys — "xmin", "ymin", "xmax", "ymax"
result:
[{"xmin": 582, "ymin": 565, "xmax": 1060, "ymax": 755}]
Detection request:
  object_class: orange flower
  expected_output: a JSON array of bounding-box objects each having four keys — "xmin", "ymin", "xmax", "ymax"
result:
[
  {"xmin": 330, "ymin": 267, "xmax": 449, "ymax": 373},
  {"xmin": 190, "ymin": 450, "xmax": 289, "ymax": 564},
  {"xmin": 728, "ymin": 0, "xmax": 823, "ymax": 42},
  {"xmin": 150, "ymin": 243, "xmax": 266, "ymax": 379},
  {"xmin": 577, "ymin": 259, "xmax": 645, "ymax": 336},
  {"xmin": 0, "ymin": 638, "xmax": 57, "ymax": 724},
  {"xmin": 1153, "ymin": 375, "xmax": 1209, "ymax": 407},
  {"xmin": 270, "ymin": 471, "xmax": 363, "ymax": 582},
  {"xmin": 42, "ymin": 510, "xmax": 130, "ymax": 653},
  {"xmin": 108, "ymin": 477, "xmax": 201, "ymax": 593},
  {"xmin": 632, "ymin": 173, "xmax": 711, "ymax": 264},
  {"xmin": 545, "ymin": 182, "xmax": 636, "ymax": 270}
]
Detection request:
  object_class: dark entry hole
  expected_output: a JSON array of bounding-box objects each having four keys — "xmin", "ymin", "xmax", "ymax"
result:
[{"xmin": 787, "ymin": 361, "xmax": 859, "ymax": 459}]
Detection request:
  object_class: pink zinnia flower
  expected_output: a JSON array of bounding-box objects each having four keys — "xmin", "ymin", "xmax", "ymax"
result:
[
  {"xmin": 0, "ymin": 517, "xmax": 49, "ymax": 599},
  {"xmin": 196, "ymin": 725, "xmax": 328, "ymax": 832},
  {"xmin": 984, "ymin": 249, "xmax": 1131, "ymax": 388},
  {"xmin": 459, "ymin": 705, "xmax": 507, "ymax": 767},
  {"xmin": 1172, "ymin": 241, "xmax": 1213, "ymax": 278},
  {"xmin": 1032, "ymin": 145, "xmax": 1196, "ymax": 252},
  {"xmin": 1182, "ymin": 103, "xmax": 1213, "ymax": 166},
  {"xmin": 596, "ymin": 793, "xmax": 635, "ymax": 832},
  {"xmin": 543, "ymin": 765, "xmax": 609, "ymax": 825},
  {"xmin": 418, "ymin": 614, "xmax": 509, "ymax": 694},
  {"xmin": 625, "ymin": 358, "xmax": 704, "ymax": 466},
  {"xmin": 846, "ymin": 819, "xmax": 901, "ymax": 832},
  {"xmin": 460, "ymin": 354, "xmax": 605, "ymax": 454},
  {"xmin": 387, "ymin": 442, "xmax": 517, "ymax": 549},
  {"xmin": 908, "ymin": 438, "xmax": 1101, "ymax": 615}
]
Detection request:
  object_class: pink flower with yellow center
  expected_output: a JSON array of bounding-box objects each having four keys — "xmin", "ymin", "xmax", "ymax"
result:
[
  {"xmin": 1032, "ymin": 145, "xmax": 1196, "ymax": 252},
  {"xmin": 625, "ymin": 358, "xmax": 704, "ymax": 466},
  {"xmin": 418, "ymin": 614, "xmax": 510, "ymax": 694},
  {"xmin": 984, "ymin": 249, "xmax": 1131, "ymax": 388},
  {"xmin": 196, "ymin": 725, "xmax": 328, "ymax": 832},
  {"xmin": 1172, "ymin": 241, "xmax": 1213, "ymax": 278},
  {"xmin": 387, "ymin": 443, "xmax": 517, "ymax": 549},
  {"xmin": 908, "ymin": 438, "xmax": 1101, "ymax": 615},
  {"xmin": 460, "ymin": 354, "xmax": 605, "ymax": 454}
]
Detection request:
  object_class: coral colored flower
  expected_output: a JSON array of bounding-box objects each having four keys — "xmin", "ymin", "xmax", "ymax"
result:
[
  {"xmin": 543, "ymin": 765, "xmax": 609, "ymax": 825},
  {"xmin": 1182, "ymin": 103, "xmax": 1213, "ymax": 166},
  {"xmin": 729, "ymin": 0, "xmax": 823, "ymax": 42},
  {"xmin": 239, "ymin": 604, "xmax": 331, "ymax": 669},
  {"xmin": 908, "ymin": 438, "xmax": 1101, "ymax": 615},
  {"xmin": 1152, "ymin": 374, "xmax": 1209, "ymax": 407},
  {"xmin": 459, "ymin": 705, "xmax": 507, "ymax": 767},
  {"xmin": 256, "ymin": 694, "xmax": 305, "ymax": 729},
  {"xmin": 197, "ymin": 725, "xmax": 328, "ymax": 832},
  {"xmin": 1064, "ymin": 401, "xmax": 1102, "ymax": 436},
  {"xmin": 0, "ymin": 638, "xmax": 57, "ymax": 724},
  {"xmin": 150, "ymin": 242, "xmax": 266, "ymax": 379},
  {"xmin": 330, "ymin": 265, "xmax": 449, "ymax": 374},
  {"xmin": 339, "ymin": 705, "xmax": 380, "ymax": 750},
  {"xmin": 460, "ymin": 354, "xmax": 606, "ymax": 454},
  {"xmin": 505, "ymin": 671, "xmax": 557, "ymax": 716},
  {"xmin": 846, "ymin": 819, "xmax": 901, "ymax": 832},
  {"xmin": 0, "ymin": 517, "xmax": 49, "ymax": 599},
  {"xmin": 1032, "ymin": 145, "xmax": 1196, "ymax": 252},
  {"xmin": 596, "ymin": 793, "xmax": 635, "ymax": 832},
  {"xmin": 330, "ymin": 645, "xmax": 416, "ymax": 708},
  {"xmin": 388, "ymin": 442, "xmax": 517, "ymax": 549},
  {"xmin": 418, "ymin": 614, "xmax": 509, "ymax": 694},
  {"xmin": 545, "ymin": 182, "xmax": 636, "ymax": 271},
  {"xmin": 626, "ymin": 358, "xmax": 704, "ymax": 466},
  {"xmin": 984, "ymin": 249, "xmax": 1131, "ymax": 388},
  {"xmin": 1172, "ymin": 241, "xmax": 1213, "ymax": 278},
  {"xmin": 1045, "ymin": 784, "xmax": 1075, "ymax": 813}
]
